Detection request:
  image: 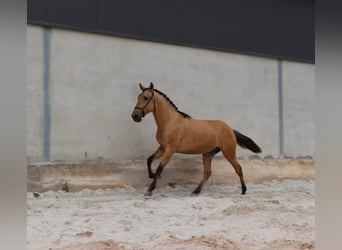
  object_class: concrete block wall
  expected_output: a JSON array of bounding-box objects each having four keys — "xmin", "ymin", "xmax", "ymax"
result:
[{"xmin": 27, "ymin": 25, "xmax": 315, "ymax": 163}]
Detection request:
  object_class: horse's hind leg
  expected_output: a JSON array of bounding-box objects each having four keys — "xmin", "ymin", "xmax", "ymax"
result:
[
  {"xmin": 192, "ymin": 147, "xmax": 220, "ymax": 195},
  {"xmin": 230, "ymin": 158, "xmax": 247, "ymax": 194},
  {"xmin": 221, "ymin": 147, "xmax": 247, "ymax": 194},
  {"xmin": 147, "ymin": 146, "xmax": 164, "ymax": 179}
]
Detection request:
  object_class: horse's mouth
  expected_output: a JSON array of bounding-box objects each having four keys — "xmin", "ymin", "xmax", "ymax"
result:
[{"xmin": 132, "ymin": 114, "xmax": 142, "ymax": 122}]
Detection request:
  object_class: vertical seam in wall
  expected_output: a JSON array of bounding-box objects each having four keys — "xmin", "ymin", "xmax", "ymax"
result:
[
  {"xmin": 43, "ymin": 27, "xmax": 51, "ymax": 161},
  {"xmin": 278, "ymin": 59, "xmax": 284, "ymax": 158}
]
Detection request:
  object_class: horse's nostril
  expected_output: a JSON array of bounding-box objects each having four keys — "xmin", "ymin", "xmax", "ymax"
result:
[{"xmin": 132, "ymin": 114, "xmax": 141, "ymax": 122}]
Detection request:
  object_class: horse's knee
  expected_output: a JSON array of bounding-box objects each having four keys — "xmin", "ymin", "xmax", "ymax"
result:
[
  {"xmin": 147, "ymin": 154, "xmax": 155, "ymax": 178},
  {"xmin": 147, "ymin": 154, "xmax": 154, "ymax": 167}
]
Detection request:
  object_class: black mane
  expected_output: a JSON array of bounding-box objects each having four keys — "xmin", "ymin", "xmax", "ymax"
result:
[{"xmin": 153, "ymin": 89, "xmax": 191, "ymax": 119}]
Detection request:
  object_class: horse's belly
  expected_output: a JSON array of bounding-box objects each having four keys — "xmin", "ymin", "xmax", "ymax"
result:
[
  {"xmin": 177, "ymin": 147, "xmax": 214, "ymax": 154},
  {"xmin": 176, "ymin": 134, "xmax": 218, "ymax": 154}
]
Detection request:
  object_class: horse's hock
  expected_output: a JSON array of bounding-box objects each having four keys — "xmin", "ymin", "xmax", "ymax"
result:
[{"xmin": 27, "ymin": 158, "xmax": 315, "ymax": 192}]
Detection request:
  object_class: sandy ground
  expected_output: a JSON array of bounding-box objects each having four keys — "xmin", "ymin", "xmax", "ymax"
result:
[{"xmin": 27, "ymin": 180, "xmax": 314, "ymax": 250}]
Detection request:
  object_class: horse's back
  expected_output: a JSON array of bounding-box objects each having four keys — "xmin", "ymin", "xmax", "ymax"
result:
[
  {"xmin": 176, "ymin": 118, "xmax": 234, "ymax": 154},
  {"xmin": 186, "ymin": 118, "xmax": 233, "ymax": 135}
]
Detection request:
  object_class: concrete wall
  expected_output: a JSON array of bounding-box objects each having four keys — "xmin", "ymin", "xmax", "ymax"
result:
[
  {"xmin": 28, "ymin": 159, "xmax": 315, "ymax": 192},
  {"xmin": 27, "ymin": 26, "xmax": 44, "ymax": 162},
  {"xmin": 283, "ymin": 61, "xmax": 315, "ymax": 157},
  {"xmin": 27, "ymin": 25, "xmax": 315, "ymax": 163}
]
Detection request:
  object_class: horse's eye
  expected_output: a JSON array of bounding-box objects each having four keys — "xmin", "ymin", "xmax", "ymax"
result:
[{"xmin": 143, "ymin": 96, "xmax": 149, "ymax": 101}]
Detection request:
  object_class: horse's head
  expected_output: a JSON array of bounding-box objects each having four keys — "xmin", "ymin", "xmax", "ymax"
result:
[{"xmin": 131, "ymin": 82, "xmax": 155, "ymax": 122}]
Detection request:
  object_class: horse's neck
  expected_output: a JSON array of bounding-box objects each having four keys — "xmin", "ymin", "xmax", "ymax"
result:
[{"xmin": 152, "ymin": 94, "xmax": 179, "ymax": 129}]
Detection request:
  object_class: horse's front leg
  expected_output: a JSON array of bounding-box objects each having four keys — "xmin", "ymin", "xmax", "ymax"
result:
[
  {"xmin": 145, "ymin": 148, "xmax": 174, "ymax": 196},
  {"xmin": 146, "ymin": 146, "xmax": 164, "ymax": 179}
]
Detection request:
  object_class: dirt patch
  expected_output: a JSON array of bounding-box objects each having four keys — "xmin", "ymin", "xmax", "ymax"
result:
[
  {"xmin": 27, "ymin": 179, "xmax": 314, "ymax": 249},
  {"xmin": 51, "ymin": 240, "xmax": 124, "ymax": 250},
  {"xmin": 164, "ymin": 235, "xmax": 238, "ymax": 250}
]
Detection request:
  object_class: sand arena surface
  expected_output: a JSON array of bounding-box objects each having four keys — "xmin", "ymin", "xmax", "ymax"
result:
[{"xmin": 27, "ymin": 179, "xmax": 314, "ymax": 250}]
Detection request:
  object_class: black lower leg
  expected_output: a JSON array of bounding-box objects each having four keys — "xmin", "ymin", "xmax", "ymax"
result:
[
  {"xmin": 234, "ymin": 163, "xmax": 246, "ymax": 195},
  {"xmin": 147, "ymin": 154, "xmax": 155, "ymax": 179},
  {"xmin": 241, "ymin": 184, "xmax": 247, "ymax": 195},
  {"xmin": 192, "ymin": 184, "xmax": 202, "ymax": 194},
  {"xmin": 145, "ymin": 164, "xmax": 163, "ymax": 196}
]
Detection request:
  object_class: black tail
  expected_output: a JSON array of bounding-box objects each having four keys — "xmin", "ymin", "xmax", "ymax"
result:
[{"xmin": 233, "ymin": 130, "xmax": 262, "ymax": 153}]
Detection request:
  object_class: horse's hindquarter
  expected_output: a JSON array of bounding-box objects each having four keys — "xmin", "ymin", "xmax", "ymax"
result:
[{"xmin": 176, "ymin": 119, "xmax": 230, "ymax": 154}]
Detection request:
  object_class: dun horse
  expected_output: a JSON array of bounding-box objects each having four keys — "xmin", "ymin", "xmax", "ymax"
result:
[{"xmin": 131, "ymin": 82, "xmax": 262, "ymax": 196}]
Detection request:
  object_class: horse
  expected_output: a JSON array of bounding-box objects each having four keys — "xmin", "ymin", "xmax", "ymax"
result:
[{"xmin": 131, "ymin": 82, "xmax": 262, "ymax": 196}]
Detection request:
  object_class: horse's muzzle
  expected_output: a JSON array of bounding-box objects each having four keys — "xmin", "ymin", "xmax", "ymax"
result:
[{"xmin": 131, "ymin": 113, "xmax": 142, "ymax": 122}]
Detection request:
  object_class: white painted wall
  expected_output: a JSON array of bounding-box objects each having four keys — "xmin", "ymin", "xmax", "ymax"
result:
[{"xmin": 27, "ymin": 25, "xmax": 315, "ymax": 162}]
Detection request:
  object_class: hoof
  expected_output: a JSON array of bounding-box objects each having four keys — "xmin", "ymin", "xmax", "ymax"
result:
[
  {"xmin": 191, "ymin": 192, "xmax": 200, "ymax": 197},
  {"xmin": 192, "ymin": 185, "xmax": 202, "ymax": 195},
  {"xmin": 144, "ymin": 190, "xmax": 153, "ymax": 196},
  {"xmin": 242, "ymin": 186, "xmax": 247, "ymax": 195},
  {"xmin": 168, "ymin": 182, "xmax": 176, "ymax": 188}
]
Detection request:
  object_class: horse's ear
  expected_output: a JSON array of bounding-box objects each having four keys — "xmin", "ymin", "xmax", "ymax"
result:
[
  {"xmin": 149, "ymin": 82, "xmax": 154, "ymax": 90},
  {"xmin": 139, "ymin": 83, "xmax": 145, "ymax": 91}
]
